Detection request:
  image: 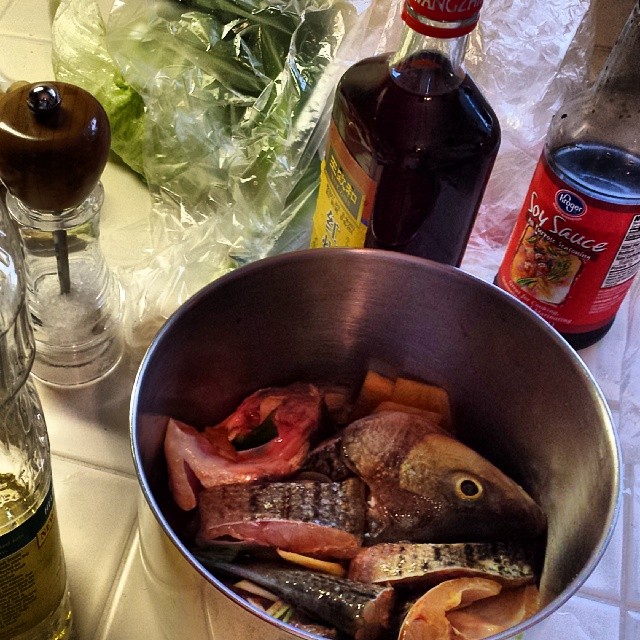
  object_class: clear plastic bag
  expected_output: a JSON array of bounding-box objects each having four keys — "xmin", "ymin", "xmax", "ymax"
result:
[
  {"xmin": 52, "ymin": 0, "xmax": 405, "ymax": 357},
  {"xmin": 463, "ymin": 0, "xmax": 595, "ymax": 278}
]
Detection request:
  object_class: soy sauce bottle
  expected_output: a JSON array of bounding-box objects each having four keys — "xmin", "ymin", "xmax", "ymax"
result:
[
  {"xmin": 495, "ymin": 2, "xmax": 640, "ymax": 349},
  {"xmin": 310, "ymin": 0, "xmax": 500, "ymax": 266}
]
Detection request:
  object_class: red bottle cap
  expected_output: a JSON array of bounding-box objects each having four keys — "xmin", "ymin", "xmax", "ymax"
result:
[{"xmin": 403, "ymin": 0, "xmax": 484, "ymax": 38}]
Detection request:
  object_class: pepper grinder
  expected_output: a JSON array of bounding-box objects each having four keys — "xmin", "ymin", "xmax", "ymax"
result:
[{"xmin": 0, "ymin": 81, "xmax": 123, "ymax": 386}]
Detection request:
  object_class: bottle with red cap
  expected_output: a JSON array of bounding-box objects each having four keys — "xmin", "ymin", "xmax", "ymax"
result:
[
  {"xmin": 309, "ymin": 0, "xmax": 500, "ymax": 266},
  {"xmin": 495, "ymin": 2, "xmax": 640, "ymax": 349}
]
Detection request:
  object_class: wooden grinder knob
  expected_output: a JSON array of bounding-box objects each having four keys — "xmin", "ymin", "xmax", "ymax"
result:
[{"xmin": 0, "ymin": 81, "xmax": 111, "ymax": 211}]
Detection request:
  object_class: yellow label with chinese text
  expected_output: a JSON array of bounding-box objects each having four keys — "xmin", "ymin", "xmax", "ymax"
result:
[{"xmin": 310, "ymin": 121, "xmax": 376, "ymax": 248}]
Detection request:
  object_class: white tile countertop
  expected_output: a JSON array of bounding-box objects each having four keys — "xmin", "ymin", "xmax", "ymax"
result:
[{"xmin": 1, "ymin": 1, "xmax": 639, "ymax": 639}]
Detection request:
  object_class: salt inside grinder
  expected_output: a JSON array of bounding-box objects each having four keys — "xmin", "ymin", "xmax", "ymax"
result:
[{"xmin": 0, "ymin": 81, "xmax": 123, "ymax": 386}]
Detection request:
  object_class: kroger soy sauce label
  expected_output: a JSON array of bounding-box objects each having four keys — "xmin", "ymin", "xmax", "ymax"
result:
[{"xmin": 496, "ymin": 152, "xmax": 640, "ymax": 336}]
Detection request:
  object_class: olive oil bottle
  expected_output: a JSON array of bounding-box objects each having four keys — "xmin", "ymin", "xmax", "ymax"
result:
[{"xmin": 0, "ymin": 193, "xmax": 73, "ymax": 639}]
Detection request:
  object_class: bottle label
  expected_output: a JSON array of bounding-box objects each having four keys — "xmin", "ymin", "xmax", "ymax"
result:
[
  {"xmin": 0, "ymin": 483, "xmax": 67, "ymax": 640},
  {"xmin": 310, "ymin": 121, "xmax": 376, "ymax": 249},
  {"xmin": 403, "ymin": 0, "xmax": 483, "ymax": 38},
  {"xmin": 496, "ymin": 153, "xmax": 640, "ymax": 335},
  {"xmin": 406, "ymin": 0, "xmax": 483, "ymax": 22}
]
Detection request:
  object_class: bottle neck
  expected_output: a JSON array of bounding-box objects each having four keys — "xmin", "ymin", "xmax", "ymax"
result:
[
  {"xmin": 593, "ymin": 2, "xmax": 640, "ymax": 95},
  {"xmin": 547, "ymin": 0, "xmax": 640, "ymax": 155},
  {"xmin": 389, "ymin": 22, "xmax": 469, "ymax": 94}
]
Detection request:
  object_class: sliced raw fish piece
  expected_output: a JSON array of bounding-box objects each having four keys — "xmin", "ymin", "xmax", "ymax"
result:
[
  {"xmin": 348, "ymin": 541, "xmax": 536, "ymax": 588},
  {"xmin": 341, "ymin": 412, "xmax": 546, "ymax": 543},
  {"xmin": 447, "ymin": 583, "xmax": 540, "ymax": 639},
  {"xmin": 164, "ymin": 383, "xmax": 322, "ymax": 510},
  {"xmin": 218, "ymin": 383, "xmax": 321, "ymax": 440},
  {"xmin": 197, "ymin": 478, "xmax": 366, "ymax": 559},
  {"xmin": 213, "ymin": 561, "xmax": 395, "ymax": 640},
  {"xmin": 398, "ymin": 577, "xmax": 539, "ymax": 640}
]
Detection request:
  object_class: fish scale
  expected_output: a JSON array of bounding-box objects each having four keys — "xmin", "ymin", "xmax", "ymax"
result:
[
  {"xmin": 197, "ymin": 478, "xmax": 366, "ymax": 558},
  {"xmin": 224, "ymin": 480, "xmax": 359, "ymax": 526},
  {"xmin": 348, "ymin": 541, "xmax": 537, "ymax": 588}
]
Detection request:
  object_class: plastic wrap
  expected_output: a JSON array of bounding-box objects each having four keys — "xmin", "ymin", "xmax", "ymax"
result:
[
  {"xmin": 52, "ymin": 0, "xmax": 404, "ymax": 351},
  {"xmin": 50, "ymin": 0, "xmax": 640, "ymax": 463}
]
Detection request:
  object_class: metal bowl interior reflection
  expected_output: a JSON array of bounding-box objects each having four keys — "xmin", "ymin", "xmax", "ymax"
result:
[{"xmin": 130, "ymin": 248, "xmax": 620, "ymax": 640}]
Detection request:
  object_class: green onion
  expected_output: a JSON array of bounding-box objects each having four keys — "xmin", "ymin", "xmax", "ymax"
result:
[{"xmin": 266, "ymin": 599, "xmax": 291, "ymax": 618}]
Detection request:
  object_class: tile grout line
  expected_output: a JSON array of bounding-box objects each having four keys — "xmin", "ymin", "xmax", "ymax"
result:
[
  {"xmin": 0, "ymin": 0, "xmax": 14, "ymax": 21},
  {"xmin": 0, "ymin": 31, "xmax": 51, "ymax": 42},
  {"xmin": 52, "ymin": 450, "xmax": 138, "ymax": 481},
  {"xmin": 90, "ymin": 516, "xmax": 141, "ymax": 640},
  {"xmin": 619, "ymin": 464, "xmax": 634, "ymax": 638}
]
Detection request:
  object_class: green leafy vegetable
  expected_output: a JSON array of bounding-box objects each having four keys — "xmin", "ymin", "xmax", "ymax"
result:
[
  {"xmin": 50, "ymin": 0, "xmax": 363, "ymax": 357},
  {"xmin": 52, "ymin": 0, "xmax": 146, "ymax": 175}
]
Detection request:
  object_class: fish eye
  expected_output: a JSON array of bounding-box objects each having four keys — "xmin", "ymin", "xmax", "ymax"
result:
[{"xmin": 455, "ymin": 477, "xmax": 483, "ymax": 500}]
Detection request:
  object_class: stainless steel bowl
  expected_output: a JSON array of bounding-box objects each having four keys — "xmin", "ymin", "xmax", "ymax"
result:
[{"xmin": 130, "ymin": 249, "xmax": 620, "ymax": 640}]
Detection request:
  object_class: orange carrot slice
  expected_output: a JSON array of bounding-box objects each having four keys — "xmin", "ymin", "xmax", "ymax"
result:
[
  {"xmin": 351, "ymin": 370, "xmax": 395, "ymax": 419},
  {"xmin": 373, "ymin": 401, "xmax": 446, "ymax": 426},
  {"xmin": 391, "ymin": 377, "xmax": 453, "ymax": 432}
]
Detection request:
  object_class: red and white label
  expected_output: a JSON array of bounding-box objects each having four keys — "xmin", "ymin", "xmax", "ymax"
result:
[{"xmin": 496, "ymin": 153, "xmax": 640, "ymax": 335}]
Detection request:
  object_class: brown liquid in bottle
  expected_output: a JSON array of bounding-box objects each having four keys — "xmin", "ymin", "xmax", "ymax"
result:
[{"xmin": 333, "ymin": 51, "xmax": 500, "ymax": 266}]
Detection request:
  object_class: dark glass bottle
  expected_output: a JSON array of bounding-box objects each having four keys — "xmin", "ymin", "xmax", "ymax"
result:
[
  {"xmin": 496, "ymin": 2, "xmax": 640, "ymax": 349},
  {"xmin": 309, "ymin": 0, "xmax": 500, "ymax": 267}
]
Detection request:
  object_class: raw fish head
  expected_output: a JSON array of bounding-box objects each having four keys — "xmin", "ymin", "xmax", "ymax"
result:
[{"xmin": 342, "ymin": 412, "xmax": 546, "ymax": 544}]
